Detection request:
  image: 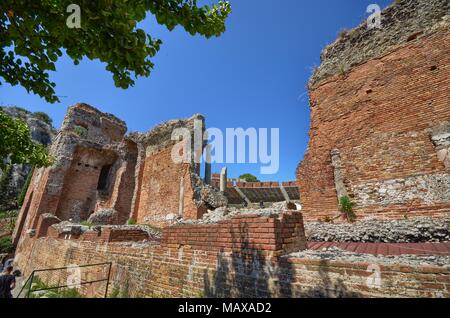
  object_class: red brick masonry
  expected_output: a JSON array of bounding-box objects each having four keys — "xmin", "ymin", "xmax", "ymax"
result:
[
  {"xmin": 14, "ymin": 212, "xmax": 450, "ymax": 298},
  {"xmin": 308, "ymin": 242, "xmax": 450, "ymax": 256}
]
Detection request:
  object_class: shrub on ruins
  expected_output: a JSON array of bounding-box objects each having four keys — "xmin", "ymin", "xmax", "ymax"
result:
[
  {"xmin": 32, "ymin": 112, "xmax": 53, "ymax": 126},
  {"xmin": 339, "ymin": 196, "xmax": 356, "ymax": 223},
  {"xmin": 1, "ymin": 1, "xmax": 231, "ymax": 103},
  {"xmin": 25, "ymin": 276, "xmax": 83, "ymax": 298},
  {"xmin": 0, "ymin": 236, "xmax": 14, "ymax": 253},
  {"xmin": 0, "ymin": 111, "xmax": 53, "ymax": 170},
  {"xmin": 238, "ymin": 173, "xmax": 260, "ymax": 182}
]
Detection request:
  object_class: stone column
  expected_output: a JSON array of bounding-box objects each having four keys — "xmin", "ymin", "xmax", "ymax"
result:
[
  {"xmin": 330, "ymin": 149, "xmax": 348, "ymax": 199},
  {"xmin": 220, "ymin": 167, "xmax": 227, "ymax": 192},
  {"xmin": 178, "ymin": 177, "xmax": 185, "ymax": 217},
  {"xmin": 204, "ymin": 144, "xmax": 212, "ymax": 185}
]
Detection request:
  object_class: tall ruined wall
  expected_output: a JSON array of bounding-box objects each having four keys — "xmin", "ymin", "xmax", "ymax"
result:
[
  {"xmin": 13, "ymin": 104, "xmax": 227, "ymax": 249},
  {"xmin": 129, "ymin": 115, "xmax": 226, "ymax": 226},
  {"xmin": 297, "ymin": 0, "xmax": 450, "ymax": 220},
  {"xmin": 13, "ymin": 103, "xmax": 134, "ymax": 245}
]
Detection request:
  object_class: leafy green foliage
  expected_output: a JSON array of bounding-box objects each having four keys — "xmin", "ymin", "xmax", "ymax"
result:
[
  {"xmin": 0, "ymin": 210, "xmax": 18, "ymax": 220},
  {"xmin": 80, "ymin": 220, "xmax": 93, "ymax": 227},
  {"xmin": 127, "ymin": 218, "xmax": 136, "ymax": 225},
  {"xmin": 0, "ymin": 165, "xmax": 13, "ymax": 204},
  {"xmin": 0, "ymin": 236, "xmax": 14, "ymax": 253},
  {"xmin": 17, "ymin": 167, "xmax": 33, "ymax": 207},
  {"xmin": 238, "ymin": 173, "xmax": 259, "ymax": 182},
  {"xmin": 73, "ymin": 125, "xmax": 88, "ymax": 137},
  {"xmin": 108, "ymin": 281, "xmax": 130, "ymax": 298},
  {"xmin": 1, "ymin": 0, "xmax": 231, "ymax": 103},
  {"xmin": 339, "ymin": 196, "xmax": 356, "ymax": 223},
  {"xmin": 0, "ymin": 111, "xmax": 53, "ymax": 169},
  {"xmin": 26, "ymin": 276, "xmax": 83, "ymax": 298},
  {"xmin": 33, "ymin": 112, "xmax": 53, "ymax": 126},
  {"xmin": 109, "ymin": 285, "xmax": 121, "ymax": 298}
]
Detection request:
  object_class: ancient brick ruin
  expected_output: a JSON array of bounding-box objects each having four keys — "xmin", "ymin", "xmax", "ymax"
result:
[
  {"xmin": 10, "ymin": 0, "xmax": 450, "ymax": 298},
  {"xmin": 297, "ymin": 0, "xmax": 450, "ymax": 221},
  {"xmin": 13, "ymin": 103, "xmax": 228, "ymax": 246}
]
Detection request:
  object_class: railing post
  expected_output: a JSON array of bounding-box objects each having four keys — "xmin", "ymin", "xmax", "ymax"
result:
[
  {"xmin": 104, "ymin": 262, "xmax": 112, "ymax": 298},
  {"xmin": 26, "ymin": 272, "xmax": 35, "ymax": 298}
]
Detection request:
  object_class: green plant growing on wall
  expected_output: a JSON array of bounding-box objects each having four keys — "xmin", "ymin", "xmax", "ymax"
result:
[
  {"xmin": 33, "ymin": 112, "xmax": 53, "ymax": 126},
  {"xmin": 73, "ymin": 126, "xmax": 88, "ymax": 138},
  {"xmin": 0, "ymin": 210, "xmax": 18, "ymax": 219},
  {"xmin": 25, "ymin": 276, "xmax": 83, "ymax": 298},
  {"xmin": 0, "ymin": 164, "xmax": 13, "ymax": 205},
  {"xmin": 80, "ymin": 220, "xmax": 93, "ymax": 228},
  {"xmin": 0, "ymin": 236, "xmax": 14, "ymax": 253},
  {"xmin": 109, "ymin": 285, "xmax": 121, "ymax": 298},
  {"xmin": 0, "ymin": 111, "xmax": 53, "ymax": 169},
  {"xmin": 339, "ymin": 196, "xmax": 356, "ymax": 223},
  {"xmin": 120, "ymin": 280, "xmax": 130, "ymax": 298},
  {"xmin": 127, "ymin": 218, "xmax": 136, "ymax": 225}
]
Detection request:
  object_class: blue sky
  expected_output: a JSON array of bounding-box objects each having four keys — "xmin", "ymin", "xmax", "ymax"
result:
[{"xmin": 0, "ymin": 0, "xmax": 392, "ymax": 181}]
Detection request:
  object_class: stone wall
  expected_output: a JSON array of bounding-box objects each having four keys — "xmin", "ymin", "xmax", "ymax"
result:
[
  {"xmin": 129, "ymin": 114, "xmax": 226, "ymax": 226},
  {"xmin": 14, "ymin": 212, "xmax": 449, "ymax": 298},
  {"xmin": 13, "ymin": 104, "xmax": 227, "ymax": 247},
  {"xmin": 297, "ymin": 0, "xmax": 450, "ymax": 221},
  {"xmin": 12, "ymin": 103, "xmax": 134, "ymax": 245}
]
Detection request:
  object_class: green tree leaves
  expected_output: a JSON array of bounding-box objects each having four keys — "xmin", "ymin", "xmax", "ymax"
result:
[
  {"xmin": 0, "ymin": 111, "xmax": 53, "ymax": 169},
  {"xmin": 0, "ymin": 0, "xmax": 231, "ymax": 103},
  {"xmin": 238, "ymin": 173, "xmax": 260, "ymax": 183}
]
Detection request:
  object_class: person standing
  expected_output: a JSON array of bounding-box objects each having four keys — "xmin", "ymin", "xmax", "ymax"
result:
[{"xmin": 0, "ymin": 266, "xmax": 16, "ymax": 299}]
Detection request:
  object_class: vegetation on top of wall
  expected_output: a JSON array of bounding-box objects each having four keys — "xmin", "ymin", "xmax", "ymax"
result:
[
  {"xmin": 0, "ymin": 111, "xmax": 53, "ymax": 169},
  {"xmin": 0, "ymin": 210, "xmax": 18, "ymax": 220},
  {"xmin": 127, "ymin": 218, "xmax": 136, "ymax": 225},
  {"xmin": 33, "ymin": 112, "xmax": 53, "ymax": 126},
  {"xmin": 109, "ymin": 280, "xmax": 130, "ymax": 298},
  {"xmin": 339, "ymin": 196, "xmax": 356, "ymax": 223},
  {"xmin": 0, "ymin": 164, "xmax": 13, "ymax": 203},
  {"xmin": 238, "ymin": 173, "xmax": 260, "ymax": 182}
]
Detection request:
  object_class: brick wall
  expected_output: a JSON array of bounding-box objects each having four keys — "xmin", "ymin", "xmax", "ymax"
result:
[
  {"xmin": 14, "ymin": 212, "xmax": 449, "ymax": 298},
  {"xmin": 132, "ymin": 146, "xmax": 205, "ymax": 225},
  {"xmin": 297, "ymin": 29, "xmax": 450, "ymax": 221}
]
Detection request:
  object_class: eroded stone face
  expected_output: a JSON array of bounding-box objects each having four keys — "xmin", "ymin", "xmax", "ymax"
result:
[
  {"xmin": 13, "ymin": 103, "xmax": 227, "ymax": 247},
  {"xmin": 297, "ymin": 1, "xmax": 450, "ymax": 220}
]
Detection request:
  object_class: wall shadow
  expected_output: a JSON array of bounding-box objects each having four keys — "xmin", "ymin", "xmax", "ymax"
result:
[{"xmin": 203, "ymin": 222, "xmax": 363, "ymax": 298}]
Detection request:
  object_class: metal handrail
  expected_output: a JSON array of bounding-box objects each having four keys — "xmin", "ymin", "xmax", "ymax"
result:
[{"xmin": 16, "ymin": 262, "xmax": 112, "ymax": 298}]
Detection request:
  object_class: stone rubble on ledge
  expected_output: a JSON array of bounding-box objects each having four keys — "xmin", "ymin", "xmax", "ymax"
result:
[{"xmin": 305, "ymin": 218, "xmax": 450, "ymax": 243}]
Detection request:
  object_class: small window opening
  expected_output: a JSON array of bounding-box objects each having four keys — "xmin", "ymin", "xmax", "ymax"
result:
[{"xmin": 97, "ymin": 165, "xmax": 112, "ymax": 190}]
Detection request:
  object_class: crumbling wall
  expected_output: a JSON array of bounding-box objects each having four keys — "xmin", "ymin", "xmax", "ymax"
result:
[
  {"xmin": 129, "ymin": 114, "xmax": 226, "ymax": 226},
  {"xmin": 297, "ymin": 0, "xmax": 450, "ymax": 220}
]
